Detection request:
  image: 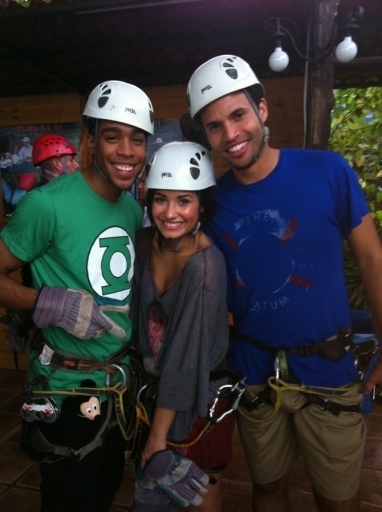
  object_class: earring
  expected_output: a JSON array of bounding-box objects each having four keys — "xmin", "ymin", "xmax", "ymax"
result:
[{"xmin": 192, "ymin": 221, "xmax": 201, "ymax": 235}]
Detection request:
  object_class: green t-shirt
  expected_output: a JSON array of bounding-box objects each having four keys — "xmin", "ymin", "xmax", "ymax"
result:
[{"xmin": 1, "ymin": 171, "xmax": 142, "ymax": 401}]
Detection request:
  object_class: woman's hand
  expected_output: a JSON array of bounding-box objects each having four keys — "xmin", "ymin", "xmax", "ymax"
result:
[
  {"xmin": 140, "ymin": 406, "xmax": 177, "ymax": 468},
  {"xmin": 141, "ymin": 432, "xmax": 168, "ymax": 468}
]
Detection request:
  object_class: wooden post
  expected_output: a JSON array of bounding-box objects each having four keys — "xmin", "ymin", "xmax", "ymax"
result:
[{"xmin": 304, "ymin": 0, "xmax": 337, "ymax": 149}]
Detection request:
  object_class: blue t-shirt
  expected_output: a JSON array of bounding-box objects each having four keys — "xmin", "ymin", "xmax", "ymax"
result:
[{"xmin": 207, "ymin": 148, "xmax": 369, "ymax": 387}]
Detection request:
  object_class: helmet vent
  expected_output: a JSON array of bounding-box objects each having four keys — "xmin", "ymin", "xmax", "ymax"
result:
[
  {"xmin": 222, "ymin": 57, "xmax": 238, "ymax": 80},
  {"xmin": 189, "ymin": 150, "xmax": 207, "ymax": 180},
  {"xmin": 98, "ymin": 96, "xmax": 110, "ymax": 108},
  {"xmin": 82, "ymin": 81, "xmax": 154, "ymax": 135},
  {"xmin": 148, "ymin": 101, "xmax": 154, "ymax": 125},
  {"xmin": 97, "ymin": 86, "xmax": 112, "ymax": 109},
  {"xmin": 190, "ymin": 165, "xmax": 200, "ymax": 180}
]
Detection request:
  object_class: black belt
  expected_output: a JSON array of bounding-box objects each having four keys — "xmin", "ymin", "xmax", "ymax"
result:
[
  {"xmin": 241, "ymin": 385, "xmax": 360, "ymax": 416},
  {"xmin": 302, "ymin": 394, "xmax": 360, "ymax": 416},
  {"xmin": 229, "ymin": 326, "xmax": 353, "ymax": 361}
]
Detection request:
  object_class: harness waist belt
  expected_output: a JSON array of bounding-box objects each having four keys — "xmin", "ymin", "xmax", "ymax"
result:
[
  {"xmin": 49, "ymin": 351, "xmax": 118, "ymax": 373},
  {"xmin": 229, "ymin": 326, "xmax": 353, "ymax": 360},
  {"xmin": 36, "ymin": 331, "xmax": 130, "ymax": 372}
]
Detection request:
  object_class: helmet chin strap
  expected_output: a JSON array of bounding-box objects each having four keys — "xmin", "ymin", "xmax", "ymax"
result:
[
  {"xmin": 165, "ymin": 237, "xmax": 184, "ymax": 252},
  {"xmin": 61, "ymin": 155, "xmax": 68, "ymax": 175},
  {"xmin": 93, "ymin": 157, "xmax": 111, "ymax": 184},
  {"xmin": 44, "ymin": 169, "xmax": 60, "ymax": 179},
  {"xmin": 161, "ymin": 221, "xmax": 201, "ymax": 253},
  {"xmin": 243, "ymin": 90, "xmax": 269, "ymax": 164},
  {"xmin": 93, "ymin": 119, "xmax": 112, "ymax": 184},
  {"xmin": 43, "ymin": 155, "xmax": 71, "ymax": 179}
]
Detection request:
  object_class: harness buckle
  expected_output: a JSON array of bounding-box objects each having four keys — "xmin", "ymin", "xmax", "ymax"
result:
[
  {"xmin": 241, "ymin": 389, "xmax": 272, "ymax": 411},
  {"xmin": 306, "ymin": 394, "xmax": 341, "ymax": 416}
]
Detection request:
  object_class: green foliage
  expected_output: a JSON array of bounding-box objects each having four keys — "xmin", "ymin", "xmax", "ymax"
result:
[
  {"xmin": 11, "ymin": 0, "xmax": 52, "ymax": 6},
  {"xmin": 328, "ymin": 87, "xmax": 382, "ymax": 309}
]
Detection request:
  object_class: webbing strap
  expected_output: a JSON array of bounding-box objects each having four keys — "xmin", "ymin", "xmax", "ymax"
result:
[
  {"xmin": 40, "ymin": 338, "xmax": 130, "ymax": 373},
  {"xmin": 27, "ymin": 396, "xmax": 114, "ymax": 463},
  {"xmin": 135, "ymin": 403, "xmax": 216, "ymax": 449},
  {"xmin": 229, "ymin": 326, "xmax": 353, "ymax": 360},
  {"xmin": 237, "ymin": 378, "xmax": 362, "ymax": 424},
  {"xmin": 267, "ymin": 376, "xmax": 361, "ymax": 397},
  {"xmin": 25, "ymin": 380, "xmax": 133, "ymax": 442},
  {"xmin": 135, "ymin": 370, "xmax": 245, "ymax": 448},
  {"xmin": 301, "ymin": 394, "xmax": 360, "ymax": 416}
]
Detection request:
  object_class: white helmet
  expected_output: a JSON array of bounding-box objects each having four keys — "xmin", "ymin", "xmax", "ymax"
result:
[
  {"xmin": 146, "ymin": 141, "xmax": 215, "ymax": 191},
  {"xmin": 187, "ymin": 55, "xmax": 264, "ymax": 118},
  {"xmin": 81, "ymin": 80, "xmax": 154, "ymax": 135}
]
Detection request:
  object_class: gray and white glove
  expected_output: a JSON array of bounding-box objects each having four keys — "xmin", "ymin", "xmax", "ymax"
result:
[
  {"xmin": 33, "ymin": 287, "xmax": 129, "ymax": 340},
  {"xmin": 144, "ymin": 450, "xmax": 209, "ymax": 507},
  {"xmin": 132, "ymin": 467, "xmax": 178, "ymax": 512}
]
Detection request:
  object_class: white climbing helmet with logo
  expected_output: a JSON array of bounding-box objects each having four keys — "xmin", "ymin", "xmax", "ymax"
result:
[
  {"xmin": 81, "ymin": 80, "xmax": 154, "ymax": 135},
  {"xmin": 145, "ymin": 141, "xmax": 215, "ymax": 191},
  {"xmin": 187, "ymin": 55, "xmax": 264, "ymax": 119}
]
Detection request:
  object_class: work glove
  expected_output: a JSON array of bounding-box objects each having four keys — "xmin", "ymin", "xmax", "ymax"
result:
[
  {"xmin": 132, "ymin": 467, "xmax": 178, "ymax": 512},
  {"xmin": 33, "ymin": 287, "xmax": 129, "ymax": 340},
  {"xmin": 143, "ymin": 450, "xmax": 209, "ymax": 507}
]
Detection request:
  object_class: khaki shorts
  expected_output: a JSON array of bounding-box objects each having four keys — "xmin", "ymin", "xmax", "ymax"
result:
[{"xmin": 237, "ymin": 383, "xmax": 366, "ymax": 500}]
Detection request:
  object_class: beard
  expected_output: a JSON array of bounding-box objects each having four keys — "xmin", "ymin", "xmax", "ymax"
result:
[
  {"xmin": 231, "ymin": 154, "xmax": 259, "ymax": 171},
  {"xmin": 222, "ymin": 136, "xmax": 265, "ymax": 172}
]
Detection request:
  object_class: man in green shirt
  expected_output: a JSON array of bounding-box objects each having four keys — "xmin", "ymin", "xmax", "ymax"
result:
[{"xmin": 0, "ymin": 80, "xmax": 154, "ymax": 512}]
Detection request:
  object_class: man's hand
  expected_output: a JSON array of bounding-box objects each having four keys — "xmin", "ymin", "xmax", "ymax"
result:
[
  {"xmin": 33, "ymin": 287, "xmax": 129, "ymax": 340},
  {"xmin": 364, "ymin": 359, "xmax": 382, "ymax": 393}
]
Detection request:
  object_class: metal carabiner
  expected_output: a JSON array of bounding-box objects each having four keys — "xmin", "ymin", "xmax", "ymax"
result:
[
  {"xmin": 209, "ymin": 379, "xmax": 246, "ymax": 423},
  {"xmin": 108, "ymin": 364, "xmax": 128, "ymax": 387},
  {"xmin": 274, "ymin": 355, "xmax": 280, "ymax": 383},
  {"xmin": 136, "ymin": 383, "xmax": 150, "ymax": 409},
  {"xmin": 209, "ymin": 384, "xmax": 233, "ymax": 420}
]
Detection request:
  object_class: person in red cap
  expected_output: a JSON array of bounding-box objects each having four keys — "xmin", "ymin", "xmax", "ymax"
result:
[{"xmin": 32, "ymin": 133, "xmax": 79, "ymax": 186}]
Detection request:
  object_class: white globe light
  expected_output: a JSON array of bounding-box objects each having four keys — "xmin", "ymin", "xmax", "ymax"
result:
[
  {"xmin": 335, "ymin": 36, "xmax": 358, "ymax": 63},
  {"xmin": 268, "ymin": 47, "xmax": 289, "ymax": 72}
]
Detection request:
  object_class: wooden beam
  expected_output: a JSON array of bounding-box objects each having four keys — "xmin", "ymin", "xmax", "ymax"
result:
[{"xmin": 304, "ymin": 0, "xmax": 336, "ymax": 149}]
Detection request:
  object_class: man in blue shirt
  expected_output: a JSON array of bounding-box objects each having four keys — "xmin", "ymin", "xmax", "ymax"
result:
[{"xmin": 187, "ymin": 54, "xmax": 382, "ymax": 512}]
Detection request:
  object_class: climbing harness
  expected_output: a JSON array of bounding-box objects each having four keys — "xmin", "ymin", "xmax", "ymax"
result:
[
  {"xmin": 20, "ymin": 394, "xmax": 114, "ymax": 463},
  {"xmin": 133, "ymin": 369, "xmax": 245, "ymax": 454},
  {"xmin": 20, "ymin": 337, "xmax": 147, "ymax": 463},
  {"xmin": 233, "ymin": 313, "xmax": 382, "ymax": 424},
  {"xmin": 238, "ymin": 376, "xmax": 363, "ymax": 424}
]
